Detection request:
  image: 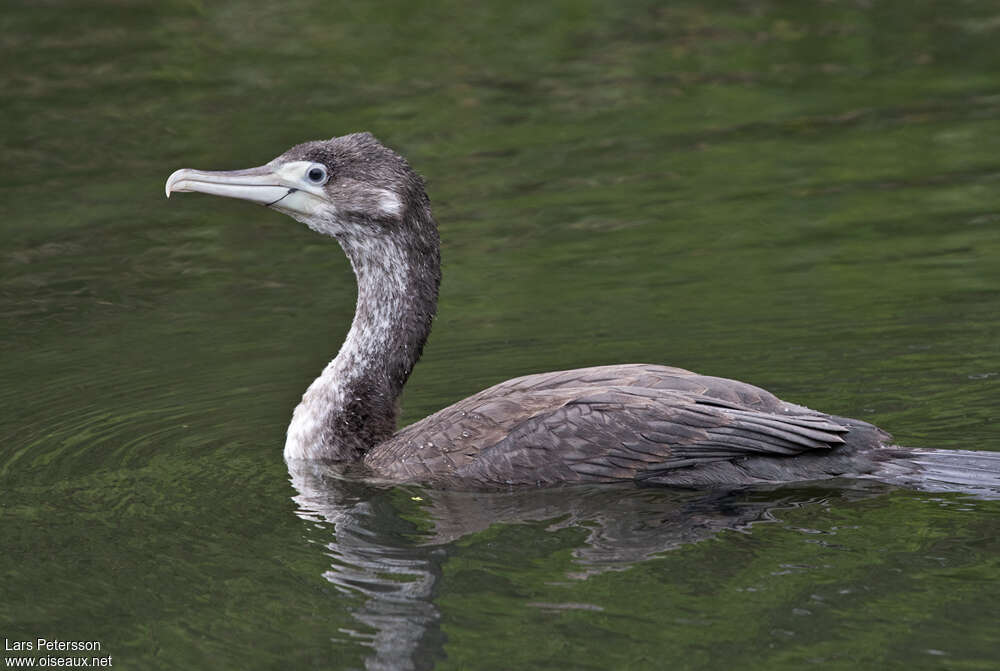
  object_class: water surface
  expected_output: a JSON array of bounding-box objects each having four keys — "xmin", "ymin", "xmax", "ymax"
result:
[{"xmin": 2, "ymin": 1, "xmax": 999, "ymax": 669}]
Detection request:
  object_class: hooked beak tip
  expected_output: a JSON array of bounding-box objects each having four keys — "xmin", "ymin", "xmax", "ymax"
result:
[{"xmin": 165, "ymin": 168, "xmax": 188, "ymax": 199}]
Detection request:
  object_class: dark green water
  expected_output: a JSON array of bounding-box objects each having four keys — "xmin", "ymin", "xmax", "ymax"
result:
[{"xmin": 3, "ymin": 1, "xmax": 999, "ymax": 669}]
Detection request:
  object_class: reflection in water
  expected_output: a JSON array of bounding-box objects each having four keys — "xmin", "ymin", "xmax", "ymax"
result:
[
  {"xmin": 289, "ymin": 462, "xmax": 444, "ymax": 671},
  {"xmin": 289, "ymin": 461, "xmax": 892, "ymax": 669}
]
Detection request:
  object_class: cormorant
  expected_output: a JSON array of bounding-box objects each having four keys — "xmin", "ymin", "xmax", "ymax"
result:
[{"xmin": 166, "ymin": 132, "xmax": 1000, "ymax": 493}]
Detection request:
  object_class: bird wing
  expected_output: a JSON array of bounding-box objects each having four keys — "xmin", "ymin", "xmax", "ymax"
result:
[
  {"xmin": 450, "ymin": 386, "xmax": 849, "ymax": 487},
  {"xmin": 368, "ymin": 372, "xmax": 856, "ymax": 488},
  {"xmin": 469, "ymin": 363, "xmax": 798, "ymax": 413}
]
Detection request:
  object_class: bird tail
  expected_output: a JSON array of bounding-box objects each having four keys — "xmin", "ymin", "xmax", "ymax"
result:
[{"xmin": 866, "ymin": 448, "xmax": 1000, "ymax": 499}]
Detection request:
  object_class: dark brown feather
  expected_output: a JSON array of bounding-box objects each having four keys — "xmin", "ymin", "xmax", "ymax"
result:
[{"xmin": 365, "ymin": 364, "xmax": 889, "ymax": 488}]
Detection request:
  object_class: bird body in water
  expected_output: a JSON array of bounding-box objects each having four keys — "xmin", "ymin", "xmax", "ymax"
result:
[{"xmin": 166, "ymin": 132, "xmax": 1000, "ymax": 494}]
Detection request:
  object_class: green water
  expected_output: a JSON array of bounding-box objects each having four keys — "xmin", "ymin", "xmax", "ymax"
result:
[{"xmin": 2, "ymin": 1, "xmax": 999, "ymax": 669}]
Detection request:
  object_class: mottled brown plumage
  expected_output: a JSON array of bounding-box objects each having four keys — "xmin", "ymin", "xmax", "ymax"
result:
[
  {"xmin": 367, "ymin": 364, "xmax": 891, "ymax": 488},
  {"xmin": 167, "ymin": 133, "xmax": 1000, "ymax": 495}
]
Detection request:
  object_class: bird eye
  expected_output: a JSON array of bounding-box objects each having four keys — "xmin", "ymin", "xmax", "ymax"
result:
[{"xmin": 306, "ymin": 164, "xmax": 328, "ymax": 185}]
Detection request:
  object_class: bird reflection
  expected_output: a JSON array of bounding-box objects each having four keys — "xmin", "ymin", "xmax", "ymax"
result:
[{"xmin": 288, "ymin": 461, "xmax": 891, "ymax": 670}]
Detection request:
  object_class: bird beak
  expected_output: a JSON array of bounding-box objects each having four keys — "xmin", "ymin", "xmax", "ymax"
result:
[
  {"xmin": 165, "ymin": 162, "xmax": 330, "ymax": 219},
  {"xmin": 164, "ymin": 165, "xmax": 293, "ymax": 205}
]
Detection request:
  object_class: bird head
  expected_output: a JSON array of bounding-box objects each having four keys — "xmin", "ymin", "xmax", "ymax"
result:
[{"xmin": 165, "ymin": 132, "xmax": 426, "ymax": 239}]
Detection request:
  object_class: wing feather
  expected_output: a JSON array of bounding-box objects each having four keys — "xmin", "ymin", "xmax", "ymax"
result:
[{"xmin": 367, "ymin": 365, "xmax": 885, "ymax": 487}]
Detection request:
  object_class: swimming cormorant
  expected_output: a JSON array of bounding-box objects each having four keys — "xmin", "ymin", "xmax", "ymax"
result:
[{"xmin": 166, "ymin": 132, "xmax": 1000, "ymax": 493}]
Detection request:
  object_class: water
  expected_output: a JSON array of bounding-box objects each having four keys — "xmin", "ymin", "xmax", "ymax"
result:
[{"xmin": 2, "ymin": 1, "xmax": 999, "ymax": 669}]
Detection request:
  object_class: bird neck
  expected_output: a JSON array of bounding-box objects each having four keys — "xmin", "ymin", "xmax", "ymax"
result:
[{"xmin": 284, "ymin": 217, "xmax": 440, "ymax": 462}]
